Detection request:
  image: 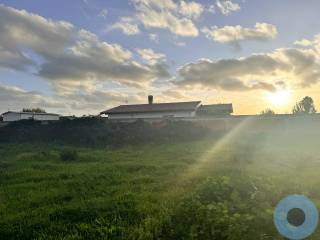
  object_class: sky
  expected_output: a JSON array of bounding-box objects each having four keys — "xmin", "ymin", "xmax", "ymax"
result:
[{"xmin": 1, "ymin": 0, "xmax": 320, "ymax": 115}]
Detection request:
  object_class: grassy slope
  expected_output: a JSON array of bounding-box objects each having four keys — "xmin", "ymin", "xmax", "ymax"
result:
[{"xmin": 1, "ymin": 131, "xmax": 320, "ymax": 239}]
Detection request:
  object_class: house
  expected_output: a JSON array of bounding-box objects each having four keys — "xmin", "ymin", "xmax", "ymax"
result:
[
  {"xmin": 1, "ymin": 111, "xmax": 60, "ymax": 122},
  {"xmin": 101, "ymin": 96, "xmax": 201, "ymax": 120},
  {"xmin": 197, "ymin": 104, "xmax": 233, "ymax": 116},
  {"xmin": 100, "ymin": 96, "xmax": 233, "ymax": 121}
]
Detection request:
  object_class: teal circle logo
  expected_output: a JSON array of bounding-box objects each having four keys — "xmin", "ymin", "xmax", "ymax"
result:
[{"xmin": 274, "ymin": 195, "xmax": 318, "ymax": 239}]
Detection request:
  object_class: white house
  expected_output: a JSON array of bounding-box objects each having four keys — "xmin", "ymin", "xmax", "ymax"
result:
[
  {"xmin": 1, "ymin": 111, "xmax": 60, "ymax": 122},
  {"xmin": 101, "ymin": 96, "xmax": 201, "ymax": 120},
  {"xmin": 100, "ymin": 96, "xmax": 233, "ymax": 121},
  {"xmin": 197, "ymin": 104, "xmax": 233, "ymax": 116}
]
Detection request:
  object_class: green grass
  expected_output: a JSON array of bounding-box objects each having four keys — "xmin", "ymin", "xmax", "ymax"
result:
[{"xmin": 1, "ymin": 131, "xmax": 320, "ymax": 239}]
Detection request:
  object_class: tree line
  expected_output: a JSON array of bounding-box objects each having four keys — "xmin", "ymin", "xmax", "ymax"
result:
[{"xmin": 261, "ymin": 96, "xmax": 317, "ymax": 116}]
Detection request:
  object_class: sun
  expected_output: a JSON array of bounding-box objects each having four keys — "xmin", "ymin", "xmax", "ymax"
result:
[{"xmin": 267, "ymin": 90, "xmax": 291, "ymax": 106}]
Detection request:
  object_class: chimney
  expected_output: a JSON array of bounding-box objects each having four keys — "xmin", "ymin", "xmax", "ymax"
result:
[{"xmin": 148, "ymin": 95, "xmax": 153, "ymax": 104}]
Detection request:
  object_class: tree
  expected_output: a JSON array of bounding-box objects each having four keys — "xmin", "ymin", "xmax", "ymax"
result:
[
  {"xmin": 292, "ymin": 96, "xmax": 316, "ymax": 114},
  {"xmin": 260, "ymin": 109, "xmax": 275, "ymax": 116},
  {"xmin": 22, "ymin": 108, "xmax": 46, "ymax": 113}
]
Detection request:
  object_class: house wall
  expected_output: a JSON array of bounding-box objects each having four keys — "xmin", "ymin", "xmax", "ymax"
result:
[
  {"xmin": 33, "ymin": 114, "xmax": 60, "ymax": 121},
  {"xmin": 3, "ymin": 113, "xmax": 23, "ymax": 122},
  {"xmin": 20, "ymin": 113, "xmax": 34, "ymax": 120},
  {"xmin": 3, "ymin": 113, "xmax": 59, "ymax": 122},
  {"xmin": 108, "ymin": 110, "xmax": 196, "ymax": 120}
]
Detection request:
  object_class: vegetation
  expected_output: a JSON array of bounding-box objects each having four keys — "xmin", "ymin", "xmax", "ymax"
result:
[
  {"xmin": 60, "ymin": 149, "xmax": 79, "ymax": 162},
  {"xmin": 292, "ymin": 96, "xmax": 317, "ymax": 114},
  {"xmin": 22, "ymin": 108, "xmax": 46, "ymax": 113},
  {"xmin": 0, "ymin": 119, "xmax": 210, "ymax": 146},
  {"xmin": 1, "ymin": 120, "xmax": 320, "ymax": 239},
  {"xmin": 260, "ymin": 108, "xmax": 275, "ymax": 116}
]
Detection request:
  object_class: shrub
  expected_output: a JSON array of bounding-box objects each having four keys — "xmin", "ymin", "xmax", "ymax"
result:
[
  {"xmin": 159, "ymin": 176, "xmax": 275, "ymax": 240},
  {"xmin": 60, "ymin": 149, "xmax": 79, "ymax": 161}
]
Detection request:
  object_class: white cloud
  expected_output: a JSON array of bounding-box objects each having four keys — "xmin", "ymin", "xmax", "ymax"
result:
[
  {"xmin": 0, "ymin": 84, "xmax": 65, "ymax": 113},
  {"xmin": 59, "ymin": 90, "xmax": 143, "ymax": 114},
  {"xmin": 0, "ymin": 47, "xmax": 34, "ymax": 71},
  {"xmin": 0, "ymin": 4, "xmax": 74, "ymax": 69},
  {"xmin": 109, "ymin": 17, "xmax": 140, "ymax": 35},
  {"xmin": 136, "ymin": 48, "xmax": 166, "ymax": 64},
  {"xmin": 202, "ymin": 23, "xmax": 278, "ymax": 45},
  {"xmin": 98, "ymin": 9, "xmax": 108, "ymax": 18},
  {"xmin": 0, "ymin": 5, "xmax": 169, "ymax": 94},
  {"xmin": 38, "ymin": 30, "xmax": 170, "ymax": 91},
  {"xmin": 149, "ymin": 33, "xmax": 159, "ymax": 43},
  {"xmin": 208, "ymin": 5, "xmax": 216, "ymax": 13},
  {"xmin": 294, "ymin": 39, "xmax": 313, "ymax": 47},
  {"xmin": 179, "ymin": 1, "xmax": 204, "ymax": 19},
  {"xmin": 174, "ymin": 41, "xmax": 186, "ymax": 47},
  {"xmin": 0, "ymin": 83, "xmax": 145, "ymax": 115},
  {"xmin": 216, "ymin": 0, "xmax": 241, "ymax": 15},
  {"xmin": 175, "ymin": 45, "xmax": 320, "ymax": 90},
  {"xmin": 132, "ymin": 0, "xmax": 200, "ymax": 37}
]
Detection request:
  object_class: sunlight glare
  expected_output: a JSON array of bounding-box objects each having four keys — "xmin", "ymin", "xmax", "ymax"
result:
[{"xmin": 267, "ymin": 90, "xmax": 291, "ymax": 106}]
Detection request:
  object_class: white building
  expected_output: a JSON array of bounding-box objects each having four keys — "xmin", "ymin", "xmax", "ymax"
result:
[
  {"xmin": 101, "ymin": 96, "xmax": 201, "ymax": 120},
  {"xmin": 100, "ymin": 96, "xmax": 233, "ymax": 121},
  {"xmin": 1, "ymin": 111, "xmax": 60, "ymax": 122}
]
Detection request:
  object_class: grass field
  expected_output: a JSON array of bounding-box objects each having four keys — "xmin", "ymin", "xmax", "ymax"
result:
[{"xmin": 1, "ymin": 126, "xmax": 320, "ymax": 239}]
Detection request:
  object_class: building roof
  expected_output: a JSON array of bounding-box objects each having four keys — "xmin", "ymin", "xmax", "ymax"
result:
[
  {"xmin": 1, "ymin": 111, "xmax": 60, "ymax": 116},
  {"xmin": 198, "ymin": 104, "xmax": 233, "ymax": 114},
  {"xmin": 101, "ymin": 101, "xmax": 201, "ymax": 114}
]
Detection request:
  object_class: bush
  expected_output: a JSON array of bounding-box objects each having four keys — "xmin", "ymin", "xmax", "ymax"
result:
[
  {"xmin": 159, "ymin": 176, "xmax": 275, "ymax": 240},
  {"xmin": 60, "ymin": 149, "xmax": 79, "ymax": 161},
  {"xmin": 0, "ymin": 118, "xmax": 210, "ymax": 147}
]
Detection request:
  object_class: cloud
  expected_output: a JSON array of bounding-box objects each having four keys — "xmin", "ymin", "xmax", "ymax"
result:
[
  {"xmin": 0, "ymin": 47, "xmax": 34, "ymax": 71},
  {"xmin": 294, "ymin": 34, "xmax": 320, "ymax": 54},
  {"xmin": 59, "ymin": 90, "xmax": 143, "ymax": 113},
  {"xmin": 294, "ymin": 39, "xmax": 313, "ymax": 47},
  {"xmin": 0, "ymin": 83, "xmax": 145, "ymax": 115},
  {"xmin": 132, "ymin": 0, "xmax": 200, "ymax": 37},
  {"xmin": 98, "ymin": 8, "xmax": 108, "ymax": 19},
  {"xmin": 136, "ymin": 48, "xmax": 166, "ymax": 64},
  {"xmin": 179, "ymin": 1, "xmax": 204, "ymax": 19},
  {"xmin": 202, "ymin": 23, "xmax": 278, "ymax": 46},
  {"xmin": 0, "ymin": 5, "xmax": 170, "ymax": 93},
  {"xmin": 208, "ymin": 5, "xmax": 216, "ymax": 13},
  {"xmin": 175, "ymin": 46, "xmax": 320, "ymax": 91},
  {"xmin": 109, "ymin": 17, "xmax": 140, "ymax": 35},
  {"xmin": 216, "ymin": 0, "xmax": 240, "ymax": 15},
  {"xmin": 38, "ymin": 30, "xmax": 170, "ymax": 91},
  {"xmin": 0, "ymin": 4, "xmax": 74, "ymax": 70},
  {"xmin": 98, "ymin": 9, "xmax": 108, "ymax": 19},
  {"xmin": 174, "ymin": 41, "xmax": 186, "ymax": 47},
  {"xmin": 149, "ymin": 33, "xmax": 159, "ymax": 43},
  {"xmin": 0, "ymin": 84, "xmax": 65, "ymax": 112}
]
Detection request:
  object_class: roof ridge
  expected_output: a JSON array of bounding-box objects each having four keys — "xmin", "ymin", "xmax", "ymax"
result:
[
  {"xmin": 2, "ymin": 111, "xmax": 60, "ymax": 116},
  {"xmin": 118, "ymin": 101, "xmax": 201, "ymax": 106},
  {"xmin": 101, "ymin": 101, "xmax": 202, "ymax": 114}
]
